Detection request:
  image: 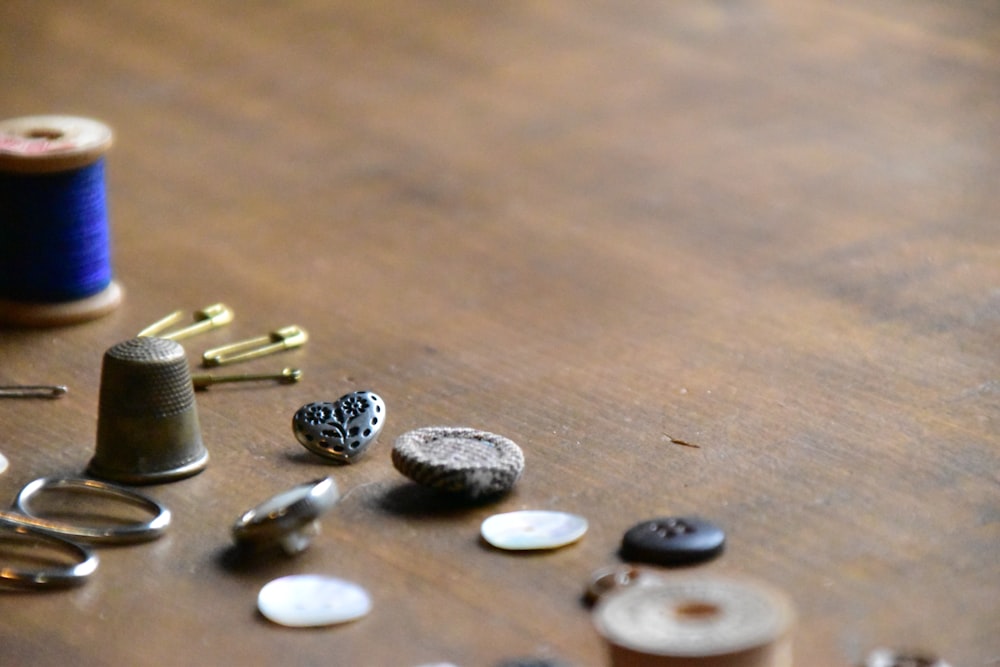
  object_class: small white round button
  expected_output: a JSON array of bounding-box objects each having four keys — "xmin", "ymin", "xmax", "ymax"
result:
[
  {"xmin": 481, "ymin": 510, "xmax": 588, "ymax": 551},
  {"xmin": 0, "ymin": 451, "xmax": 8, "ymax": 475},
  {"xmin": 257, "ymin": 574, "xmax": 371, "ymax": 627}
]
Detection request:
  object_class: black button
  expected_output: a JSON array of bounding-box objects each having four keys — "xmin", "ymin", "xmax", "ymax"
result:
[{"xmin": 620, "ymin": 516, "xmax": 725, "ymax": 565}]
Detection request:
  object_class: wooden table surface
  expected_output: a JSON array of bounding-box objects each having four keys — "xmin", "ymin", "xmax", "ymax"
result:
[{"xmin": 1, "ymin": 1, "xmax": 997, "ymax": 665}]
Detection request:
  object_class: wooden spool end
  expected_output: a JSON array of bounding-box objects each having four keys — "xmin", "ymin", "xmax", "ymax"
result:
[
  {"xmin": 0, "ymin": 115, "xmax": 113, "ymax": 174},
  {"xmin": 0, "ymin": 281, "xmax": 124, "ymax": 327}
]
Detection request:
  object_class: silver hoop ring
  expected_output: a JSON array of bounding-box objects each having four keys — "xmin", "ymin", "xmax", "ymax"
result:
[
  {"xmin": 0, "ymin": 523, "xmax": 98, "ymax": 589},
  {"xmin": 10, "ymin": 476, "xmax": 171, "ymax": 544}
]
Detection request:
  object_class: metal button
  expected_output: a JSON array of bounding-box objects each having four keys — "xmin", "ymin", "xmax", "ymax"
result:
[
  {"xmin": 292, "ymin": 391, "xmax": 385, "ymax": 463},
  {"xmin": 620, "ymin": 516, "xmax": 725, "ymax": 566},
  {"xmin": 232, "ymin": 477, "xmax": 339, "ymax": 555}
]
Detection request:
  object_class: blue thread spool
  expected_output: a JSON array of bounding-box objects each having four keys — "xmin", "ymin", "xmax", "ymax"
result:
[{"xmin": 0, "ymin": 115, "xmax": 123, "ymax": 326}]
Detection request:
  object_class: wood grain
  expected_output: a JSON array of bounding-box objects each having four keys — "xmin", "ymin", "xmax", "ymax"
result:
[{"xmin": 0, "ymin": 1, "xmax": 997, "ymax": 665}]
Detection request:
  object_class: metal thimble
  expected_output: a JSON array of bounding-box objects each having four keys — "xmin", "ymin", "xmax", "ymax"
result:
[{"xmin": 88, "ymin": 337, "xmax": 208, "ymax": 484}]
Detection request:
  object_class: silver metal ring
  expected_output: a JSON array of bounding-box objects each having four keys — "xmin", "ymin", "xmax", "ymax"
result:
[
  {"xmin": 584, "ymin": 565, "xmax": 649, "ymax": 606},
  {"xmin": 232, "ymin": 477, "xmax": 339, "ymax": 555},
  {"xmin": 10, "ymin": 476, "xmax": 171, "ymax": 545},
  {"xmin": 0, "ymin": 523, "xmax": 98, "ymax": 589}
]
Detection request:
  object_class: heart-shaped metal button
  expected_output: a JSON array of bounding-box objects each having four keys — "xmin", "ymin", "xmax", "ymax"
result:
[{"xmin": 292, "ymin": 391, "xmax": 385, "ymax": 463}]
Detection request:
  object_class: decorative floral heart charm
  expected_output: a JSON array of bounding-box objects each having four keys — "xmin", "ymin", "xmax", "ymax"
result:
[{"xmin": 292, "ymin": 391, "xmax": 385, "ymax": 463}]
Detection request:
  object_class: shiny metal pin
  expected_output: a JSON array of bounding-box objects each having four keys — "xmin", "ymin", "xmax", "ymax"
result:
[
  {"xmin": 192, "ymin": 367, "xmax": 302, "ymax": 390},
  {"xmin": 201, "ymin": 325, "xmax": 308, "ymax": 367},
  {"xmin": 0, "ymin": 385, "xmax": 68, "ymax": 398},
  {"xmin": 138, "ymin": 303, "xmax": 234, "ymax": 340}
]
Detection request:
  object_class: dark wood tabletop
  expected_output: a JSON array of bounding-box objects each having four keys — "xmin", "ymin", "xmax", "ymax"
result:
[{"xmin": 1, "ymin": 1, "xmax": 997, "ymax": 665}]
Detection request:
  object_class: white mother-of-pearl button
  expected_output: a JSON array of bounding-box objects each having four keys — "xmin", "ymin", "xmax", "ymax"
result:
[
  {"xmin": 481, "ymin": 510, "xmax": 588, "ymax": 551},
  {"xmin": 0, "ymin": 452, "xmax": 8, "ymax": 475},
  {"xmin": 257, "ymin": 574, "xmax": 371, "ymax": 627}
]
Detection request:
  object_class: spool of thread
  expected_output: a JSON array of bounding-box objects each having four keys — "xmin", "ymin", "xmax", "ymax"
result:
[
  {"xmin": 593, "ymin": 574, "xmax": 795, "ymax": 667},
  {"xmin": 0, "ymin": 115, "xmax": 122, "ymax": 326}
]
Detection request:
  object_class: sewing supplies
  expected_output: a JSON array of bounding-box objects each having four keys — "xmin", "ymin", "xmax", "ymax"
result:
[
  {"xmin": 232, "ymin": 477, "xmax": 339, "ymax": 555},
  {"xmin": 0, "ymin": 384, "xmax": 68, "ymax": 398},
  {"xmin": 136, "ymin": 304, "xmax": 303, "ymax": 390},
  {"xmin": 293, "ymin": 392, "xmax": 385, "ymax": 463},
  {"xmin": 257, "ymin": 574, "xmax": 372, "ymax": 628},
  {"xmin": 0, "ymin": 115, "xmax": 122, "ymax": 326},
  {"xmin": 201, "ymin": 325, "xmax": 308, "ymax": 366},
  {"xmin": 192, "ymin": 367, "xmax": 301, "ymax": 390},
  {"xmin": 0, "ymin": 476, "xmax": 170, "ymax": 589},
  {"xmin": 480, "ymin": 510, "xmax": 588, "ymax": 551},
  {"xmin": 7, "ymin": 476, "xmax": 171, "ymax": 544},
  {"xmin": 0, "ymin": 452, "xmax": 7, "ymax": 475},
  {"xmin": 620, "ymin": 517, "xmax": 726, "ymax": 566},
  {"xmin": 593, "ymin": 574, "xmax": 795, "ymax": 667},
  {"xmin": 89, "ymin": 337, "xmax": 208, "ymax": 484},
  {"xmin": 0, "ymin": 524, "xmax": 98, "ymax": 589},
  {"xmin": 584, "ymin": 565, "xmax": 655, "ymax": 606},
  {"xmin": 392, "ymin": 427, "xmax": 525, "ymax": 498},
  {"xmin": 138, "ymin": 303, "xmax": 234, "ymax": 340}
]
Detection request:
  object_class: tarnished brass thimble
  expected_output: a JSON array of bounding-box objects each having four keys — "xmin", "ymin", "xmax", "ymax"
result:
[{"xmin": 88, "ymin": 337, "xmax": 207, "ymax": 484}]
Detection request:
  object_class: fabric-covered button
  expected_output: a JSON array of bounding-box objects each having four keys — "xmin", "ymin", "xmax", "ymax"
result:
[
  {"xmin": 481, "ymin": 510, "xmax": 587, "ymax": 551},
  {"xmin": 392, "ymin": 427, "xmax": 524, "ymax": 498},
  {"xmin": 293, "ymin": 391, "xmax": 385, "ymax": 463},
  {"xmin": 620, "ymin": 516, "xmax": 725, "ymax": 566},
  {"xmin": 257, "ymin": 574, "xmax": 371, "ymax": 627}
]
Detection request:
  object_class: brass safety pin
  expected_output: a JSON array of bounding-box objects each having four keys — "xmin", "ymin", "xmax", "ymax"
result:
[
  {"xmin": 201, "ymin": 325, "xmax": 308, "ymax": 367},
  {"xmin": 138, "ymin": 303, "xmax": 234, "ymax": 341},
  {"xmin": 192, "ymin": 367, "xmax": 302, "ymax": 390}
]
